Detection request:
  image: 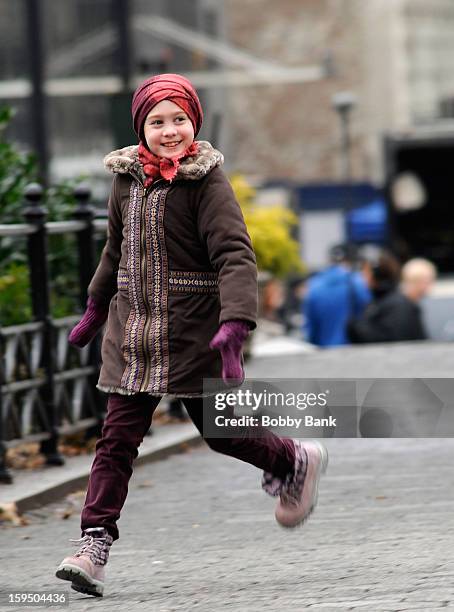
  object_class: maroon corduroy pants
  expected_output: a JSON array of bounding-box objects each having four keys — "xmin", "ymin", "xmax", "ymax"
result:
[{"xmin": 81, "ymin": 393, "xmax": 295, "ymax": 540}]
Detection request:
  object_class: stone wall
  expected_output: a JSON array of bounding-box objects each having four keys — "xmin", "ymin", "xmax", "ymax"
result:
[{"xmin": 224, "ymin": 0, "xmax": 453, "ymax": 184}]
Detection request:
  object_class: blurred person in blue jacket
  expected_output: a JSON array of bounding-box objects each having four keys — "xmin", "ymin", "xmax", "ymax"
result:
[{"xmin": 303, "ymin": 243, "xmax": 371, "ymax": 347}]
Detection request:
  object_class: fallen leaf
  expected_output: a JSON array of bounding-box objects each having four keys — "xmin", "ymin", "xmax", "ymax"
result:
[
  {"xmin": 0, "ymin": 502, "xmax": 29, "ymax": 526},
  {"xmin": 59, "ymin": 510, "xmax": 74, "ymax": 520},
  {"xmin": 137, "ymin": 480, "xmax": 153, "ymax": 489}
]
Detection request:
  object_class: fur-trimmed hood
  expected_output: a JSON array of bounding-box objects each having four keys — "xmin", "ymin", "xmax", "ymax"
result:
[{"xmin": 103, "ymin": 140, "xmax": 224, "ymax": 184}]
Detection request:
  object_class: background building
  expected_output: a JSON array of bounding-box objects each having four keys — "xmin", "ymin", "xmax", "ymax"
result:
[
  {"xmin": 2, "ymin": 0, "xmax": 454, "ymax": 268},
  {"xmin": 226, "ymin": 0, "xmax": 454, "ymax": 184}
]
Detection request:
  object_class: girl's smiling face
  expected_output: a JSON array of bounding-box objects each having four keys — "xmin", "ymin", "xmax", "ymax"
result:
[{"xmin": 143, "ymin": 99, "xmax": 195, "ymax": 159}]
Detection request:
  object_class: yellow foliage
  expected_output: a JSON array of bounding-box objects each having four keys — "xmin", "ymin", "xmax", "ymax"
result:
[
  {"xmin": 230, "ymin": 174, "xmax": 256, "ymax": 207},
  {"xmin": 230, "ymin": 174, "xmax": 304, "ymax": 278}
]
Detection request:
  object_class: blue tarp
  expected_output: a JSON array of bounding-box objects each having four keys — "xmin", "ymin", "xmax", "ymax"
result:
[{"xmin": 347, "ymin": 199, "xmax": 388, "ymax": 243}]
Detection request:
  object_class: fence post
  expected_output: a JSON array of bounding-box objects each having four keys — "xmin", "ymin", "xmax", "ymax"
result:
[
  {"xmin": 23, "ymin": 184, "xmax": 64, "ymax": 466},
  {"xmin": 73, "ymin": 185, "xmax": 105, "ymax": 434},
  {"xmin": 0, "ymin": 333, "xmax": 13, "ymax": 483},
  {"xmin": 73, "ymin": 184, "xmax": 96, "ymax": 308}
]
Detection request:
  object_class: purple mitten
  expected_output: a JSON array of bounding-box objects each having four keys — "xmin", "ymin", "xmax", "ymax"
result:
[
  {"xmin": 209, "ymin": 320, "xmax": 250, "ymax": 385},
  {"xmin": 68, "ymin": 297, "xmax": 109, "ymax": 348}
]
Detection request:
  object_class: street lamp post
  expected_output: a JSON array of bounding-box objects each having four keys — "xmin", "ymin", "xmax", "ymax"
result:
[
  {"xmin": 25, "ymin": 0, "xmax": 49, "ymax": 185},
  {"xmin": 332, "ymin": 91, "xmax": 357, "ymax": 183},
  {"xmin": 332, "ymin": 92, "xmax": 357, "ymax": 241}
]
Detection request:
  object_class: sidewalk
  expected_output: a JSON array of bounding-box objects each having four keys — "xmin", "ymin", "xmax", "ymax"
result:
[
  {"xmin": 0, "ymin": 422, "xmax": 201, "ymax": 514},
  {"xmin": 1, "ymin": 437, "xmax": 454, "ymax": 610},
  {"xmin": 2, "ymin": 339, "xmax": 454, "ymax": 609}
]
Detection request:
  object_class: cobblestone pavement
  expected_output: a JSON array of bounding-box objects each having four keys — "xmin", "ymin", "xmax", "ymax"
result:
[{"xmin": 1, "ymin": 437, "xmax": 454, "ymax": 611}]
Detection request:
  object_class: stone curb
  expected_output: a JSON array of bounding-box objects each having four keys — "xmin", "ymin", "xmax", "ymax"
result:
[{"xmin": 2, "ymin": 425, "xmax": 202, "ymax": 515}]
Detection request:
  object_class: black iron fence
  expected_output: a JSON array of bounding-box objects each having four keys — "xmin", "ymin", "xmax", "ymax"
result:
[{"xmin": 0, "ymin": 184, "xmax": 108, "ymax": 484}]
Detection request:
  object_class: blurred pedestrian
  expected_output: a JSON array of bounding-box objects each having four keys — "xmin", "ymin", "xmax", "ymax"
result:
[
  {"xmin": 277, "ymin": 275, "xmax": 307, "ymax": 335},
  {"xmin": 348, "ymin": 251, "xmax": 435, "ymax": 343},
  {"xmin": 401, "ymin": 258, "xmax": 436, "ymax": 305},
  {"xmin": 262, "ymin": 277, "xmax": 286, "ymax": 322},
  {"xmin": 303, "ymin": 243, "xmax": 371, "ymax": 347},
  {"xmin": 55, "ymin": 73, "xmax": 328, "ymax": 597}
]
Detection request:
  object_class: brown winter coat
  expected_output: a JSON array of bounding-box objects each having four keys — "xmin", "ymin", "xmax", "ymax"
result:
[{"xmin": 89, "ymin": 141, "xmax": 257, "ymax": 397}]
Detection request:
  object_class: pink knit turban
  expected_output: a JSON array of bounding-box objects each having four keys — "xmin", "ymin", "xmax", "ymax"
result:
[{"xmin": 131, "ymin": 73, "xmax": 203, "ymax": 143}]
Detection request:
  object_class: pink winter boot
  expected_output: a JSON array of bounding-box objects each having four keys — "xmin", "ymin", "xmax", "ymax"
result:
[
  {"xmin": 56, "ymin": 527, "xmax": 113, "ymax": 597},
  {"xmin": 263, "ymin": 440, "xmax": 328, "ymax": 529}
]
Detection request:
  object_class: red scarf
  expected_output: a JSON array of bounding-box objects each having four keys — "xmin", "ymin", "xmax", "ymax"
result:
[{"xmin": 138, "ymin": 141, "xmax": 199, "ymax": 188}]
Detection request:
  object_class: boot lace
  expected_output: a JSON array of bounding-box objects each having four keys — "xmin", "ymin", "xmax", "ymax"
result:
[{"xmin": 69, "ymin": 533, "xmax": 112, "ymax": 566}]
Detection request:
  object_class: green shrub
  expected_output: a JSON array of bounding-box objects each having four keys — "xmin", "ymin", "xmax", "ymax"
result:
[
  {"xmin": 0, "ymin": 106, "xmax": 84, "ymax": 326},
  {"xmin": 0, "ymin": 107, "xmax": 37, "ymax": 224},
  {"xmin": 0, "ymin": 263, "xmax": 32, "ymax": 325}
]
